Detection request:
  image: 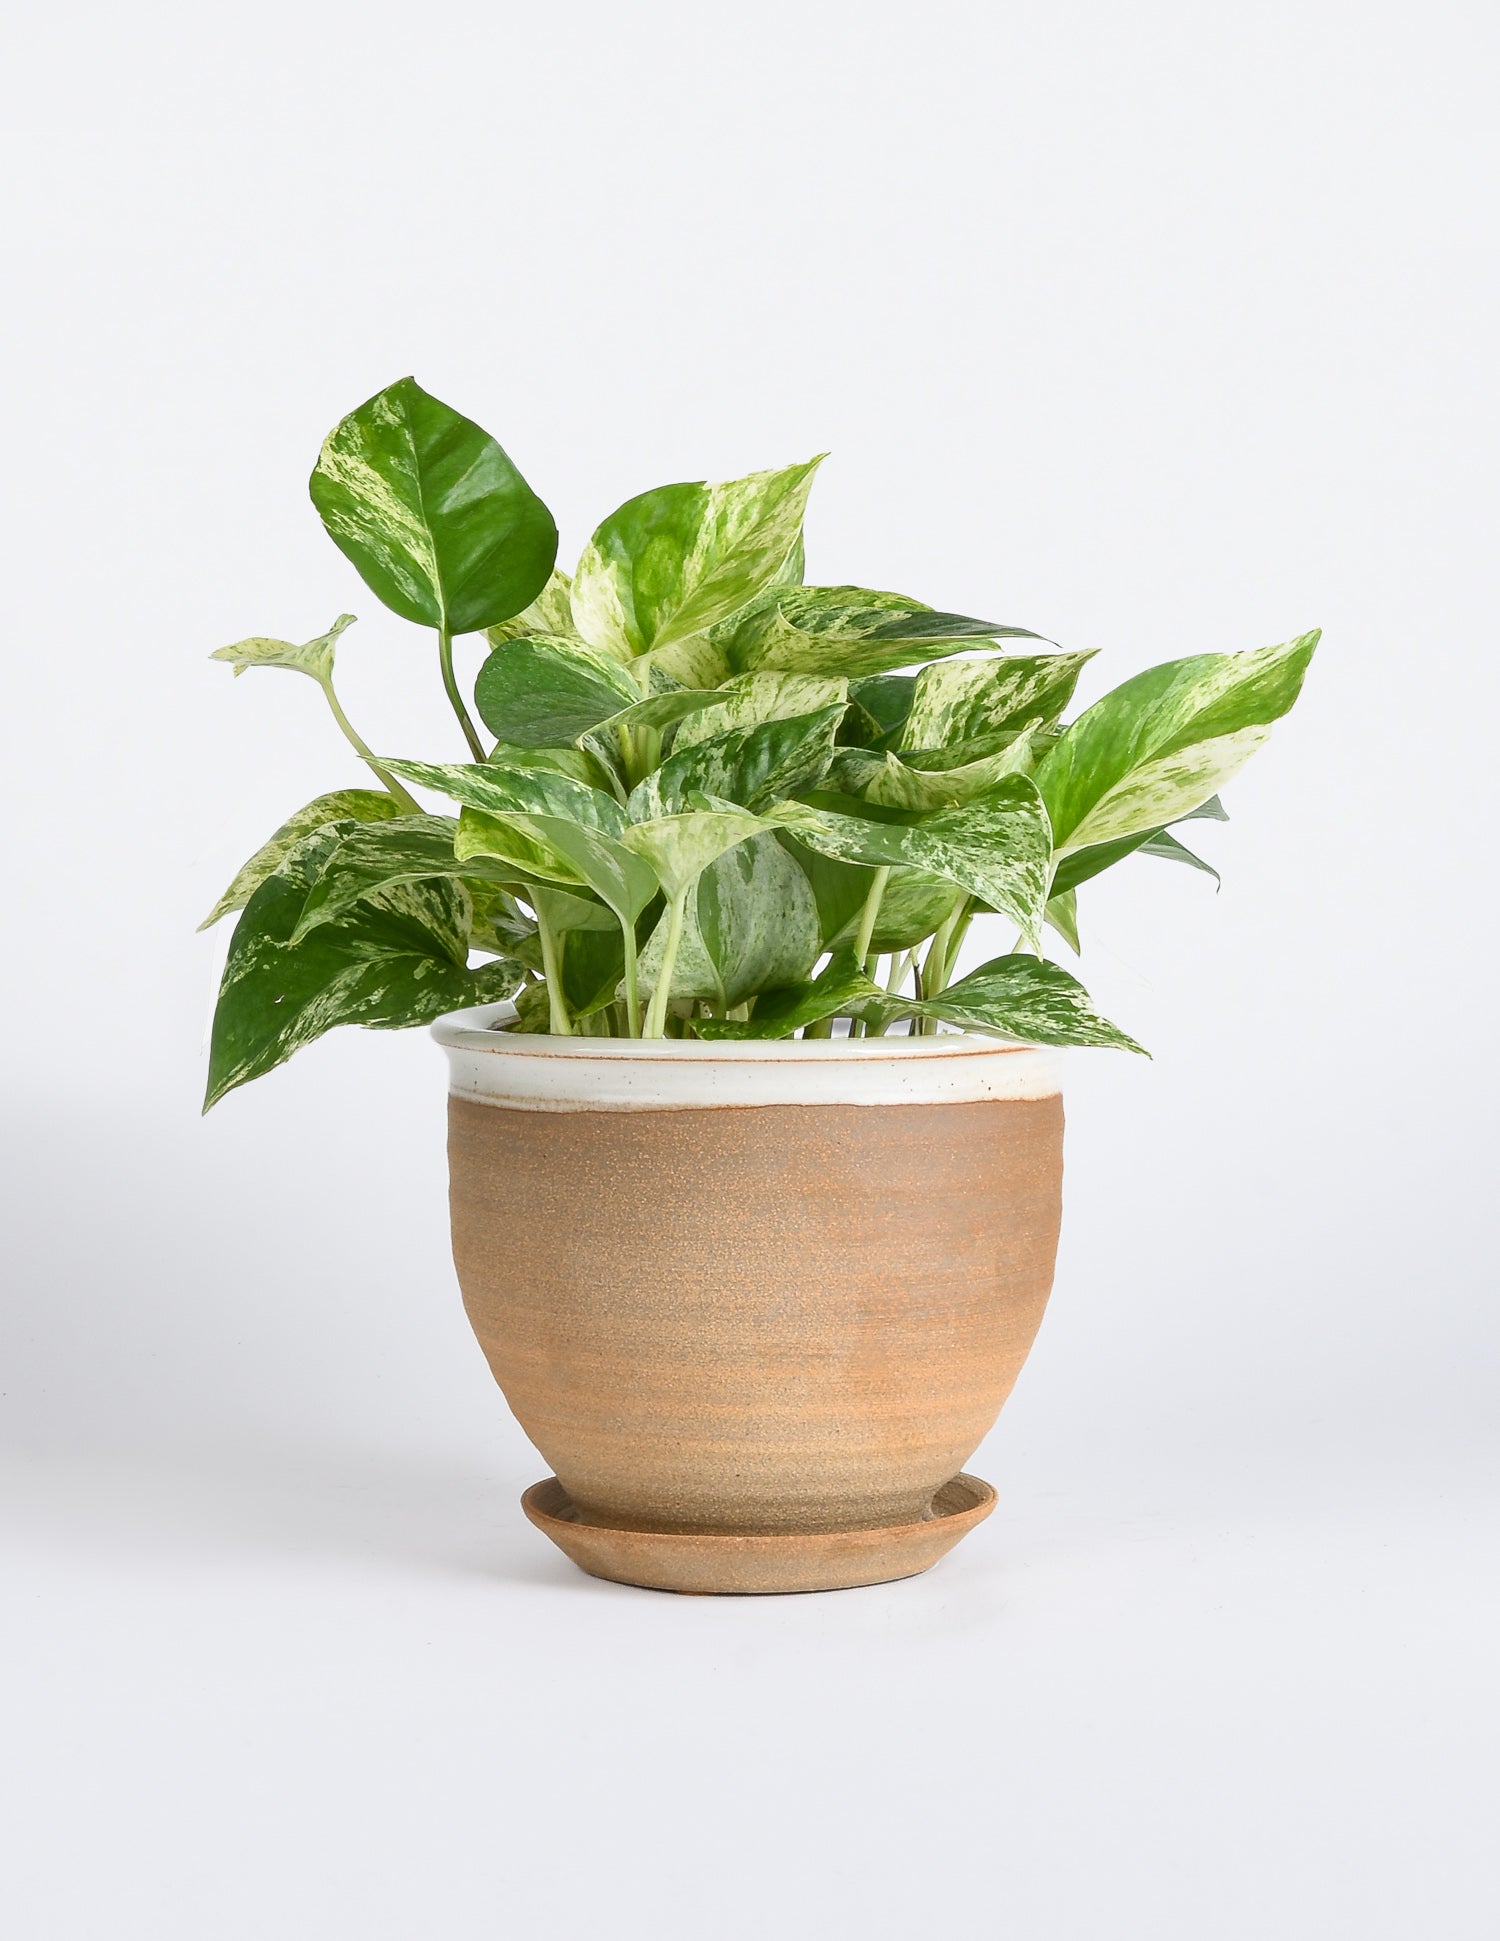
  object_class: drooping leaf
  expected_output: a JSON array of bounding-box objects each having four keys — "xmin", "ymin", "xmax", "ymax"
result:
[
  {"xmin": 484, "ymin": 568, "xmax": 580, "ymax": 647},
  {"xmin": 204, "ymin": 829, "xmax": 521, "ymax": 1109},
  {"xmin": 629, "ymin": 705, "xmax": 843, "ymax": 817},
  {"xmin": 639, "ymin": 832, "xmax": 821, "ymax": 1005},
  {"xmin": 715, "ymin": 585, "xmax": 1045, "ymax": 679},
  {"xmin": 1037, "ymin": 632, "xmax": 1319, "ymax": 853},
  {"xmin": 692, "ymin": 950, "xmax": 885, "ymax": 1040},
  {"xmin": 901, "ymin": 652, "xmax": 1096, "ymax": 751},
  {"xmin": 484, "ymin": 741, "xmax": 619, "ymax": 791},
  {"xmin": 620, "ymin": 803, "xmax": 770, "ymax": 901},
  {"xmin": 905, "ymin": 954, "xmax": 1145, "ymax": 1052},
  {"xmin": 308, "ymin": 377, "xmax": 558, "ymax": 634},
  {"xmin": 570, "ymin": 458, "xmax": 823, "ymax": 660},
  {"xmin": 670, "ymin": 672, "xmax": 849, "ymax": 751},
  {"xmin": 1136, "ymin": 829, "xmax": 1220, "ymax": 885},
  {"xmin": 288, "ymin": 816, "xmax": 513, "ymax": 941},
  {"xmin": 210, "ymin": 613, "xmax": 354, "ymax": 685},
  {"xmin": 200, "ymin": 788, "xmax": 402, "ymax": 929},
  {"xmin": 769, "ymin": 774, "xmax": 1052, "ymax": 948},
  {"xmin": 382, "ymin": 757, "xmax": 628, "ymax": 836},
  {"xmin": 455, "ymin": 806, "xmax": 659, "ymax": 926},
  {"xmin": 1044, "ymin": 889, "xmax": 1080, "ymax": 954},
  {"xmin": 473, "ymin": 634, "xmax": 641, "ymax": 747}
]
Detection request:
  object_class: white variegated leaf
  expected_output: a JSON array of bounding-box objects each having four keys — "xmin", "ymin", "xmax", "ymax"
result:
[
  {"xmin": 825, "ymin": 728, "xmax": 1039, "ymax": 812},
  {"xmin": 670, "ymin": 672, "xmax": 849, "ymax": 751},
  {"xmin": 714, "ymin": 586, "xmax": 1044, "ymax": 679},
  {"xmin": 484, "ymin": 569, "xmax": 582, "ymax": 649},
  {"xmin": 901, "ymin": 652, "xmax": 1096, "ymax": 751},
  {"xmin": 571, "ymin": 458, "xmax": 823, "ymax": 659},
  {"xmin": 200, "ymin": 788, "xmax": 402, "ymax": 928},
  {"xmin": 210, "ymin": 613, "xmax": 354, "ymax": 685},
  {"xmin": 620, "ymin": 804, "xmax": 770, "ymax": 901}
]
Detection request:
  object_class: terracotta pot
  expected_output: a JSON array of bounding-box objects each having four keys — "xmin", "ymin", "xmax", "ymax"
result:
[{"xmin": 432, "ymin": 1007, "xmax": 1064, "ymax": 1594}]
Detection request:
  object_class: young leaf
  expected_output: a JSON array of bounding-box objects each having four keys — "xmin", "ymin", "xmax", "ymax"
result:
[
  {"xmin": 770, "ymin": 774, "xmax": 1052, "ymax": 949},
  {"xmin": 692, "ymin": 950, "xmax": 885, "ymax": 1040},
  {"xmin": 309, "ymin": 377, "xmax": 558, "ymax": 634},
  {"xmin": 200, "ymin": 788, "xmax": 401, "ymax": 929},
  {"xmin": 455, "ymin": 808, "xmax": 659, "ymax": 926},
  {"xmin": 473, "ymin": 634, "xmax": 641, "ymax": 747},
  {"xmin": 901, "ymin": 652, "xmax": 1096, "ymax": 751},
  {"xmin": 211, "ymin": 613, "xmax": 354, "ymax": 685},
  {"xmin": 905, "ymin": 955, "xmax": 1145, "ymax": 1052},
  {"xmin": 715, "ymin": 585, "xmax": 1045, "ymax": 679},
  {"xmin": 1037, "ymin": 631, "xmax": 1319, "ymax": 852},
  {"xmin": 629, "ymin": 705, "xmax": 844, "ymax": 817},
  {"xmin": 205, "ymin": 830, "xmax": 520, "ymax": 1109},
  {"xmin": 620, "ymin": 804, "xmax": 770, "ymax": 901},
  {"xmin": 570, "ymin": 458, "xmax": 823, "ymax": 659}
]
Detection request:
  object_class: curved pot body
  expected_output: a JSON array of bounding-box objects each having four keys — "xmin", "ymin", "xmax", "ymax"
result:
[{"xmin": 433, "ymin": 1008, "xmax": 1064, "ymax": 1591}]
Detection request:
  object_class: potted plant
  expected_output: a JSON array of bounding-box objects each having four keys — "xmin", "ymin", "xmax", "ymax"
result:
[{"xmin": 203, "ymin": 377, "xmax": 1317, "ymax": 1594}]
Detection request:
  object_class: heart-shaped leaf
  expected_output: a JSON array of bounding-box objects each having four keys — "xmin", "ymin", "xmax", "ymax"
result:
[
  {"xmin": 636, "ymin": 832, "xmax": 821, "ymax": 1006},
  {"xmin": 570, "ymin": 457, "xmax": 823, "ymax": 659},
  {"xmin": 309, "ymin": 377, "xmax": 558, "ymax": 634},
  {"xmin": 473, "ymin": 634, "xmax": 642, "ymax": 747},
  {"xmin": 906, "ymin": 954, "xmax": 1145, "ymax": 1052},
  {"xmin": 1037, "ymin": 631, "xmax": 1319, "ymax": 853}
]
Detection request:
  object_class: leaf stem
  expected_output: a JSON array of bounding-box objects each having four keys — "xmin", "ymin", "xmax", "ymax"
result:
[
  {"xmin": 853, "ymin": 866, "xmax": 890, "ymax": 970},
  {"xmin": 437, "ymin": 627, "xmax": 487, "ymax": 760},
  {"xmin": 317, "ymin": 678, "xmax": 421, "ymax": 812},
  {"xmin": 533, "ymin": 905, "xmax": 574, "ymax": 1036},
  {"xmin": 621, "ymin": 918, "xmax": 641, "ymax": 1038},
  {"xmin": 643, "ymin": 891, "xmax": 688, "ymax": 1038}
]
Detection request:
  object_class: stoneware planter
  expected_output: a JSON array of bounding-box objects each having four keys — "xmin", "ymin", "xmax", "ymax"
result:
[{"xmin": 431, "ymin": 1004, "xmax": 1064, "ymax": 1595}]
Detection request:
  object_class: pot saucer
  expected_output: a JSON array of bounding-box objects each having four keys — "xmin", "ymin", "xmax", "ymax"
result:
[{"xmin": 520, "ymin": 1473, "xmax": 997, "ymax": 1595}]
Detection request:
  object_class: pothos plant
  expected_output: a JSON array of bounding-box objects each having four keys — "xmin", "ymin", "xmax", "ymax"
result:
[{"xmin": 201, "ymin": 377, "xmax": 1317, "ymax": 1108}]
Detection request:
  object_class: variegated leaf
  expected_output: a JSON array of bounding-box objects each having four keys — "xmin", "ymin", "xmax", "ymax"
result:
[
  {"xmin": 289, "ymin": 815, "xmax": 514, "ymax": 941},
  {"xmin": 769, "ymin": 775, "xmax": 1052, "ymax": 948},
  {"xmin": 485, "ymin": 568, "xmax": 581, "ymax": 648},
  {"xmin": 1045, "ymin": 889, "xmax": 1081, "ymax": 954},
  {"xmin": 714, "ymin": 585, "xmax": 1044, "ymax": 679},
  {"xmin": 826, "ymin": 864, "xmax": 965, "ymax": 954},
  {"xmin": 670, "ymin": 672, "xmax": 849, "ymax": 751},
  {"xmin": 638, "ymin": 832, "xmax": 821, "ymax": 1005},
  {"xmin": 824, "ymin": 728, "xmax": 1038, "ymax": 812},
  {"xmin": 906, "ymin": 955, "xmax": 1144, "ymax": 1052},
  {"xmin": 381, "ymin": 757, "xmax": 629, "ymax": 837},
  {"xmin": 901, "ymin": 652, "xmax": 1096, "ymax": 751},
  {"xmin": 620, "ymin": 803, "xmax": 770, "ymax": 902},
  {"xmin": 200, "ymin": 787, "xmax": 402, "ymax": 928},
  {"xmin": 473, "ymin": 634, "xmax": 642, "ymax": 747},
  {"xmin": 308, "ymin": 377, "xmax": 558, "ymax": 635},
  {"xmin": 205, "ymin": 829, "xmax": 521, "ymax": 1109},
  {"xmin": 455, "ymin": 806, "xmax": 659, "ymax": 925},
  {"xmin": 628, "ymin": 706, "xmax": 843, "ymax": 818},
  {"xmin": 571, "ymin": 457, "xmax": 823, "ymax": 659},
  {"xmin": 1037, "ymin": 632, "xmax": 1319, "ymax": 852},
  {"xmin": 692, "ymin": 950, "xmax": 884, "ymax": 1040},
  {"xmin": 210, "ymin": 613, "xmax": 354, "ymax": 685}
]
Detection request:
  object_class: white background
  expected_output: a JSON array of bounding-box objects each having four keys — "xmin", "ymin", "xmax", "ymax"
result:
[{"xmin": 2, "ymin": 4, "xmax": 1496, "ymax": 1935}]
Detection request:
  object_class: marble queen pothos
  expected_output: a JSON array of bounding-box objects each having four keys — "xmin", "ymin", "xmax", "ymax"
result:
[{"xmin": 200, "ymin": 376, "xmax": 1317, "ymax": 1108}]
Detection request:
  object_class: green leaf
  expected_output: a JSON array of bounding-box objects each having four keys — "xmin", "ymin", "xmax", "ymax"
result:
[
  {"xmin": 769, "ymin": 775, "xmax": 1052, "ymax": 948},
  {"xmin": 715, "ymin": 585, "xmax": 1045, "ymax": 679},
  {"xmin": 453, "ymin": 807, "xmax": 592, "ymax": 891},
  {"xmin": 639, "ymin": 832, "xmax": 821, "ymax": 1006},
  {"xmin": 1044, "ymin": 889, "xmax": 1080, "ymax": 954},
  {"xmin": 455, "ymin": 807, "xmax": 659, "ymax": 926},
  {"xmin": 901, "ymin": 652, "xmax": 1096, "ymax": 751},
  {"xmin": 570, "ymin": 457, "xmax": 823, "ymax": 659},
  {"xmin": 308, "ymin": 377, "xmax": 558, "ymax": 635},
  {"xmin": 670, "ymin": 672, "xmax": 850, "ymax": 751},
  {"xmin": 692, "ymin": 949, "xmax": 884, "ymax": 1040},
  {"xmin": 629, "ymin": 705, "xmax": 843, "ymax": 817},
  {"xmin": 473, "ymin": 634, "xmax": 641, "ymax": 747},
  {"xmin": 484, "ymin": 741, "xmax": 618, "ymax": 791},
  {"xmin": 1136, "ymin": 828, "xmax": 1220, "ymax": 885},
  {"xmin": 205, "ymin": 829, "xmax": 520, "ymax": 1109},
  {"xmin": 842, "ymin": 673, "xmax": 917, "ymax": 748},
  {"xmin": 828, "ymin": 865, "xmax": 965, "ymax": 954},
  {"xmin": 288, "ymin": 815, "xmax": 512, "ymax": 941},
  {"xmin": 381, "ymin": 757, "xmax": 628, "ymax": 837},
  {"xmin": 200, "ymin": 788, "xmax": 401, "ymax": 928},
  {"xmin": 906, "ymin": 955, "xmax": 1145, "ymax": 1052},
  {"xmin": 210, "ymin": 613, "xmax": 354, "ymax": 685},
  {"xmin": 620, "ymin": 803, "xmax": 770, "ymax": 902},
  {"xmin": 484, "ymin": 568, "xmax": 580, "ymax": 647},
  {"xmin": 824, "ymin": 728, "xmax": 1039, "ymax": 812},
  {"xmin": 1037, "ymin": 631, "xmax": 1319, "ymax": 853}
]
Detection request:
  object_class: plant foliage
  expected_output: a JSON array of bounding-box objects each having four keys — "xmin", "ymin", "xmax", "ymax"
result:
[{"xmin": 202, "ymin": 377, "xmax": 1318, "ymax": 1105}]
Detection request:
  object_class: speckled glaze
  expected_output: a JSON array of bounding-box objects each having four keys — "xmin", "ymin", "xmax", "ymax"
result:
[{"xmin": 433, "ymin": 1005, "xmax": 1065, "ymax": 1593}]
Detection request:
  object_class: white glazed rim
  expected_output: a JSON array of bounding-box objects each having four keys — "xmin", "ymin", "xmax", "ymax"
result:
[{"xmin": 432, "ymin": 1003, "xmax": 1063, "ymax": 1111}]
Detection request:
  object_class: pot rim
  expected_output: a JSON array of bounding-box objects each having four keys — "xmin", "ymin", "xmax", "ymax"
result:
[
  {"xmin": 432, "ymin": 1003, "xmax": 1063, "ymax": 1110},
  {"xmin": 431, "ymin": 1000, "xmax": 1044, "ymax": 1062}
]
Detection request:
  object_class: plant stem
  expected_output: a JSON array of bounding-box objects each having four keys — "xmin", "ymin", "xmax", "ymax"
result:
[
  {"xmin": 533, "ymin": 906, "xmax": 573, "ymax": 1036},
  {"xmin": 886, "ymin": 947, "xmax": 917, "ymax": 996},
  {"xmin": 437, "ymin": 627, "xmax": 486, "ymax": 760},
  {"xmin": 621, "ymin": 918, "xmax": 641, "ymax": 1038},
  {"xmin": 317, "ymin": 679, "xmax": 421, "ymax": 811},
  {"xmin": 853, "ymin": 866, "xmax": 890, "ymax": 970},
  {"xmin": 643, "ymin": 892, "xmax": 688, "ymax": 1038}
]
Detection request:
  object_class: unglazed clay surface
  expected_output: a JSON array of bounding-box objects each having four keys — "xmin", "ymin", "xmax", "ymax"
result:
[{"xmin": 444, "ymin": 1038, "xmax": 1064, "ymax": 1551}]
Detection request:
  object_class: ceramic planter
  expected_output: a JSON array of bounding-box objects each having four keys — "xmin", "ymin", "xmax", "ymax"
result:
[{"xmin": 432, "ymin": 1006, "xmax": 1064, "ymax": 1594}]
